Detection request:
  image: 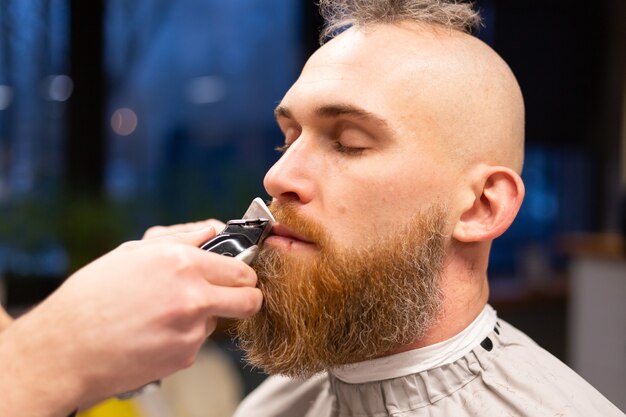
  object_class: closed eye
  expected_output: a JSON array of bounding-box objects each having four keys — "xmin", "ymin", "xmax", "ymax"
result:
[{"xmin": 332, "ymin": 140, "xmax": 366, "ymax": 155}]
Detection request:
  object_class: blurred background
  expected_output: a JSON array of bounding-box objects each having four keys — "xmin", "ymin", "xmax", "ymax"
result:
[{"xmin": 0, "ymin": 0, "xmax": 624, "ymax": 415}]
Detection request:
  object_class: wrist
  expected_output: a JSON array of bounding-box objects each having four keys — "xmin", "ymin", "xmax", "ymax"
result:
[{"xmin": 0, "ymin": 310, "xmax": 86, "ymax": 417}]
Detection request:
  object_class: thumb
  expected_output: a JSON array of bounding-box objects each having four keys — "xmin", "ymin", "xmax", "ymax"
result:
[{"xmin": 171, "ymin": 226, "xmax": 217, "ymax": 247}]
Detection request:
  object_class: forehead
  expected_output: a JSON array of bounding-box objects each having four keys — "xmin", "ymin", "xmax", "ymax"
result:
[
  {"xmin": 287, "ymin": 28, "xmax": 405, "ymax": 104},
  {"xmin": 280, "ymin": 25, "xmax": 461, "ymax": 127}
]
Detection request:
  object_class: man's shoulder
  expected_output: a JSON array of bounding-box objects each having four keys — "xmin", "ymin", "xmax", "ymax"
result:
[
  {"xmin": 478, "ymin": 319, "xmax": 625, "ymax": 416},
  {"xmin": 233, "ymin": 322, "xmax": 625, "ymax": 417},
  {"xmin": 493, "ymin": 319, "xmax": 579, "ymax": 376}
]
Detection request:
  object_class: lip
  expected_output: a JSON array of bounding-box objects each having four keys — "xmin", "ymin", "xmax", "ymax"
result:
[
  {"xmin": 270, "ymin": 224, "xmax": 314, "ymax": 243},
  {"xmin": 264, "ymin": 223, "xmax": 316, "ymax": 251}
]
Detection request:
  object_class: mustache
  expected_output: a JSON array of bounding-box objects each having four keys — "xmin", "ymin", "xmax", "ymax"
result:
[{"xmin": 267, "ymin": 202, "xmax": 332, "ymax": 249}]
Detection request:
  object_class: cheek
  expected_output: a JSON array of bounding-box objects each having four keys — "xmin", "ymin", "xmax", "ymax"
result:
[
  {"xmin": 321, "ymin": 151, "xmax": 449, "ymax": 246},
  {"xmin": 323, "ymin": 172, "xmax": 412, "ymax": 245},
  {"xmin": 357, "ymin": 166, "xmax": 442, "ymax": 215}
]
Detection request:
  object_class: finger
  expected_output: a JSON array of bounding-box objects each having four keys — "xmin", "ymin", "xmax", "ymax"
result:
[
  {"xmin": 143, "ymin": 224, "xmax": 187, "ymax": 239},
  {"xmin": 205, "ymin": 286, "xmax": 263, "ymax": 319},
  {"xmin": 187, "ymin": 250, "xmax": 258, "ymax": 287},
  {"xmin": 205, "ymin": 219, "xmax": 226, "ymax": 233},
  {"xmin": 179, "ymin": 219, "xmax": 226, "ymax": 233},
  {"xmin": 144, "ymin": 219, "xmax": 226, "ymax": 239},
  {"xmin": 168, "ymin": 226, "xmax": 218, "ymax": 247}
]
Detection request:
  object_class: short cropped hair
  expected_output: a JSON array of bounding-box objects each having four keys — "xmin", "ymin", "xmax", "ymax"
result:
[{"xmin": 318, "ymin": 0, "xmax": 482, "ymax": 43}]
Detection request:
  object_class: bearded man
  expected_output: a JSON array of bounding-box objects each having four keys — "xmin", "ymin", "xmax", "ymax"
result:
[{"xmin": 231, "ymin": 0, "xmax": 625, "ymax": 416}]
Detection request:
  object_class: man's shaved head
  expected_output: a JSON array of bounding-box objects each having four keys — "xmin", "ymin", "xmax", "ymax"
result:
[{"xmin": 309, "ymin": 22, "xmax": 525, "ymax": 176}]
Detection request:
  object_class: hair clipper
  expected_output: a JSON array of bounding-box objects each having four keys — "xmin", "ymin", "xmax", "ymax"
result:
[{"xmin": 200, "ymin": 197, "xmax": 275, "ymax": 263}]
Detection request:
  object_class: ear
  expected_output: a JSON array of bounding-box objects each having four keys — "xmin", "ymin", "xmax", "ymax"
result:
[{"xmin": 452, "ymin": 166, "xmax": 525, "ymax": 243}]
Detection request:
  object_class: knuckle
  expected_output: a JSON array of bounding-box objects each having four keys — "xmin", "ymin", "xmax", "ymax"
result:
[
  {"xmin": 118, "ymin": 239, "xmax": 140, "ymax": 251},
  {"xmin": 181, "ymin": 288, "xmax": 205, "ymax": 316},
  {"xmin": 162, "ymin": 303, "xmax": 188, "ymax": 324},
  {"xmin": 205, "ymin": 319, "xmax": 217, "ymax": 336},
  {"xmin": 180, "ymin": 352, "xmax": 197, "ymax": 369},
  {"xmin": 177, "ymin": 331, "xmax": 205, "ymax": 369},
  {"xmin": 143, "ymin": 225, "xmax": 166, "ymax": 239},
  {"xmin": 207, "ymin": 219, "xmax": 226, "ymax": 233},
  {"xmin": 234, "ymin": 263, "xmax": 254, "ymax": 285},
  {"xmin": 202, "ymin": 292, "xmax": 218, "ymax": 313},
  {"xmin": 166, "ymin": 290, "xmax": 201, "ymax": 321},
  {"xmin": 166, "ymin": 329, "xmax": 205, "ymax": 370},
  {"xmin": 186, "ymin": 325, "xmax": 207, "ymax": 346},
  {"xmin": 167, "ymin": 245, "xmax": 194, "ymax": 272},
  {"xmin": 165, "ymin": 289, "xmax": 202, "ymax": 322}
]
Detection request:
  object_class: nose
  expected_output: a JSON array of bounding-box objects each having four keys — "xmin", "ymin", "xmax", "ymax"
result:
[{"xmin": 263, "ymin": 139, "xmax": 316, "ymax": 205}]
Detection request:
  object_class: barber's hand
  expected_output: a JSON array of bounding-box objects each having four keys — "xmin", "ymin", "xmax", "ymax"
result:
[{"xmin": 0, "ymin": 227, "xmax": 262, "ymax": 417}]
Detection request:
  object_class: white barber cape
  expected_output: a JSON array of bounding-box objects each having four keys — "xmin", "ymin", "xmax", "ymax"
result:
[{"xmin": 234, "ymin": 306, "xmax": 624, "ymax": 417}]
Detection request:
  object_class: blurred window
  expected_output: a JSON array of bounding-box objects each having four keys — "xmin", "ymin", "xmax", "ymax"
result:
[
  {"xmin": 0, "ymin": 0, "xmax": 70, "ymax": 279},
  {"xmin": 104, "ymin": 0, "xmax": 301, "ymax": 231}
]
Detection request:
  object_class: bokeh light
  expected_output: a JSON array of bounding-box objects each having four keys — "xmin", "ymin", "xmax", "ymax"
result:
[
  {"xmin": 0, "ymin": 85, "xmax": 13, "ymax": 110},
  {"xmin": 185, "ymin": 76, "xmax": 227, "ymax": 104},
  {"xmin": 110, "ymin": 108, "xmax": 138, "ymax": 136},
  {"xmin": 45, "ymin": 75, "xmax": 74, "ymax": 102}
]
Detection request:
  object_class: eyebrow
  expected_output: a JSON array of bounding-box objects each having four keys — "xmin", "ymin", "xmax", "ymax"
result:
[{"xmin": 274, "ymin": 103, "xmax": 393, "ymax": 135}]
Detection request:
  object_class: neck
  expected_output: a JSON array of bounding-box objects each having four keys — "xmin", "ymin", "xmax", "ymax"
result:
[{"xmin": 389, "ymin": 245, "xmax": 490, "ymax": 354}]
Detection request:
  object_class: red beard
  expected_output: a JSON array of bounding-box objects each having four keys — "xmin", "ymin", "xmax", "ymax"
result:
[{"xmin": 236, "ymin": 202, "xmax": 446, "ymax": 377}]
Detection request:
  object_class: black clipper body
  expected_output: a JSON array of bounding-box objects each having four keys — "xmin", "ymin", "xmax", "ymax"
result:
[
  {"xmin": 201, "ymin": 219, "xmax": 268, "ymax": 254},
  {"xmin": 200, "ymin": 198, "xmax": 275, "ymax": 265}
]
